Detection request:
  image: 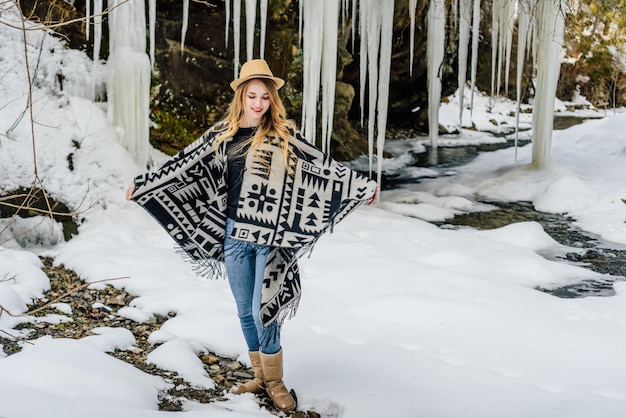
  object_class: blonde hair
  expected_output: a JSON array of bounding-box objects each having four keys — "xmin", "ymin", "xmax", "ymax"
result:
[{"xmin": 213, "ymin": 78, "xmax": 297, "ymax": 168}]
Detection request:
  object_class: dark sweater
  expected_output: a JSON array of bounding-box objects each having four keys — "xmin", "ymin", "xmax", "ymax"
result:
[{"xmin": 225, "ymin": 127, "xmax": 255, "ymax": 219}]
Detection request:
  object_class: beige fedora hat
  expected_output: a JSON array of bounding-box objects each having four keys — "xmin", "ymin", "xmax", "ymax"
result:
[{"xmin": 230, "ymin": 59, "xmax": 285, "ymax": 91}]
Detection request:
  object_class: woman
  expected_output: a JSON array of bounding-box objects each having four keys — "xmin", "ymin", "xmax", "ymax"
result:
[{"xmin": 127, "ymin": 59, "xmax": 378, "ymax": 412}]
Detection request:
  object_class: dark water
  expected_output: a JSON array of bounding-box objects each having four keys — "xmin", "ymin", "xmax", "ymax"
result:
[
  {"xmin": 381, "ymin": 138, "xmax": 533, "ymax": 190},
  {"xmin": 552, "ymin": 114, "xmax": 604, "ymax": 130}
]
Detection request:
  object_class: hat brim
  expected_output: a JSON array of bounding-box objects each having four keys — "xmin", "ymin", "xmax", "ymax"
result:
[{"xmin": 230, "ymin": 75, "xmax": 285, "ymax": 91}]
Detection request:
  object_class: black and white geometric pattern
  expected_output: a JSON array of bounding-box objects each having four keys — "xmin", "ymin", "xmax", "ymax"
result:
[{"xmin": 132, "ymin": 128, "xmax": 378, "ymax": 327}]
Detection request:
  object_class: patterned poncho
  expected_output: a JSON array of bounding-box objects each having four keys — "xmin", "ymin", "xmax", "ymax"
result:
[{"xmin": 131, "ymin": 127, "xmax": 377, "ymax": 327}]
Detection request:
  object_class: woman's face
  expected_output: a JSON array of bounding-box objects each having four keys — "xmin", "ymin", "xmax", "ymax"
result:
[{"xmin": 241, "ymin": 79, "xmax": 271, "ymax": 127}]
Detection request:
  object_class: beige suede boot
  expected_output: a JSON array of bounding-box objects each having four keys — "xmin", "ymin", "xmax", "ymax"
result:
[
  {"xmin": 259, "ymin": 348, "xmax": 296, "ymax": 412},
  {"xmin": 231, "ymin": 351, "xmax": 265, "ymax": 395}
]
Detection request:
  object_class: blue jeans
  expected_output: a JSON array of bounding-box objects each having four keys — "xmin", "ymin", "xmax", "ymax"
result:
[{"xmin": 224, "ymin": 218, "xmax": 280, "ymax": 354}]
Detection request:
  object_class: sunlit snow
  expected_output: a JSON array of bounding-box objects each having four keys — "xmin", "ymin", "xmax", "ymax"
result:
[{"xmin": 2, "ymin": 4, "xmax": 626, "ymax": 418}]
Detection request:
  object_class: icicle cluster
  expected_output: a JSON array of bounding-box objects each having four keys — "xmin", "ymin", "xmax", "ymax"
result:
[
  {"xmin": 85, "ymin": 0, "xmax": 568, "ymax": 174},
  {"xmin": 101, "ymin": 0, "xmax": 151, "ymax": 167},
  {"xmin": 407, "ymin": 0, "xmax": 567, "ymax": 168},
  {"xmin": 300, "ymin": 0, "xmax": 338, "ymax": 153},
  {"xmin": 224, "ymin": 0, "xmax": 269, "ymax": 78},
  {"xmin": 354, "ymin": 0, "xmax": 394, "ymax": 184}
]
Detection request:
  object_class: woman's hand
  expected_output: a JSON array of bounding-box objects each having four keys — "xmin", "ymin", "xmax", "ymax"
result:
[
  {"xmin": 125, "ymin": 183, "xmax": 136, "ymax": 201},
  {"xmin": 368, "ymin": 187, "xmax": 379, "ymax": 205}
]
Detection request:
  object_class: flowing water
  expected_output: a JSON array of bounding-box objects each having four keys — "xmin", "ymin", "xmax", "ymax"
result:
[
  {"xmin": 388, "ymin": 116, "xmax": 626, "ymax": 298},
  {"xmin": 439, "ymin": 201, "xmax": 626, "ymax": 298}
]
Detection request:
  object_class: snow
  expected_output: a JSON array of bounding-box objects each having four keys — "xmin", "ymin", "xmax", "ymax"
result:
[
  {"xmin": 147, "ymin": 338, "xmax": 215, "ymax": 389},
  {"xmin": 0, "ymin": 337, "xmax": 171, "ymax": 418},
  {"xmin": 2, "ymin": 6, "xmax": 626, "ymax": 418}
]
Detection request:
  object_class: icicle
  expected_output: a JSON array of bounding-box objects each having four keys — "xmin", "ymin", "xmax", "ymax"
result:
[
  {"xmin": 502, "ymin": 0, "xmax": 515, "ymax": 95},
  {"xmin": 458, "ymin": 0, "xmax": 472, "ymax": 129},
  {"xmin": 427, "ymin": 0, "xmax": 446, "ymax": 149},
  {"xmin": 514, "ymin": 0, "xmax": 530, "ymax": 165},
  {"xmin": 259, "ymin": 0, "xmax": 268, "ymax": 59},
  {"xmin": 341, "ymin": 0, "xmax": 349, "ymax": 26},
  {"xmin": 149, "ymin": 0, "xmax": 156, "ymax": 69},
  {"xmin": 490, "ymin": 0, "xmax": 499, "ymax": 101},
  {"xmin": 181, "ymin": 0, "xmax": 189, "ymax": 56},
  {"xmin": 233, "ymin": 0, "xmax": 241, "ymax": 77},
  {"xmin": 93, "ymin": 0, "xmax": 102, "ymax": 64},
  {"xmin": 409, "ymin": 0, "xmax": 417, "ymax": 76},
  {"xmin": 225, "ymin": 0, "xmax": 230, "ymax": 47},
  {"xmin": 106, "ymin": 0, "xmax": 151, "ymax": 167},
  {"xmin": 320, "ymin": 0, "xmax": 339, "ymax": 153},
  {"xmin": 92, "ymin": 0, "xmax": 103, "ymax": 100},
  {"xmin": 530, "ymin": 13, "xmax": 538, "ymax": 73},
  {"xmin": 351, "ymin": 0, "xmax": 357, "ymax": 52},
  {"xmin": 86, "ymin": 0, "xmax": 90, "ymax": 40},
  {"xmin": 495, "ymin": 0, "xmax": 505, "ymax": 97},
  {"xmin": 469, "ymin": 0, "xmax": 480, "ymax": 117},
  {"xmin": 298, "ymin": 0, "xmax": 304, "ymax": 43},
  {"xmin": 245, "ymin": 0, "xmax": 257, "ymax": 61},
  {"xmin": 531, "ymin": 0, "xmax": 565, "ymax": 167},
  {"xmin": 300, "ymin": 0, "xmax": 323, "ymax": 146},
  {"xmin": 376, "ymin": 0, "xmax": 394, "ymax": 189},
  {"xmin": 358, "ymin": 0, "xmax": 368, "ymax": 128},
  {"xmin": 366, "ymin": 0, "xmax": 381, "ymax": 177}
]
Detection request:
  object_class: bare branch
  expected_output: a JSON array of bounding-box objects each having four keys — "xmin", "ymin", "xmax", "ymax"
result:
[
  {"xmin": 0, "ymin": 276, "xmax": 129, "ymax": 321},
  {"xmin": 0, "ymin": 1, "xmax": 129, "ymax": 31},
  {"xmin": 0, "ymin": 200, "xmax": 78, "ymax": 218},
  {"xmin": 0, "ymin": 328, "xmax": 35, "ymax": 345},
  {"xmin": 192, "ymin": 0, "xmax": 217, "ymax": 8},
  {"xmin": 26, "ymin": 276, "xmax": 129, "ymax": 316}
]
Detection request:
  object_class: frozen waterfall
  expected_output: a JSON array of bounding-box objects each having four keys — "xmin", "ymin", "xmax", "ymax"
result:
[
  {"xmin": 105, "ymin": 0, "xmax": 151, "ymax": 167},
  {"xmin": 87, "ymin": 0, "xmax": 568, "ymax": 181}
]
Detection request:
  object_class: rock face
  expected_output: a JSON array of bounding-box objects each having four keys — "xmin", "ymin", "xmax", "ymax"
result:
[{"xmin": 16, "ymin": 0, "xmax": 460, "ymax": 160}]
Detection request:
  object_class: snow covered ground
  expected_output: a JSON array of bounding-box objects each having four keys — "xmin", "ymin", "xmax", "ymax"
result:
[{"xmin": 2, "ymin": 9, "xmax": 626, "ymax": 418}]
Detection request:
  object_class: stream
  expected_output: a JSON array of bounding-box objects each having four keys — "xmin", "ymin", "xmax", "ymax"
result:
[
  {"xmin": 439, "ymin": 201, "xmax": 626, "ymax": 298},
  {"xmin": 387, "ymin": 115, "xmax": 626, "ymax": 298}
]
